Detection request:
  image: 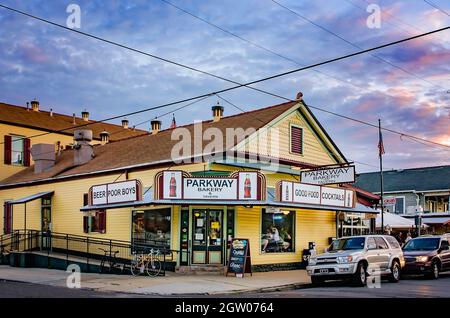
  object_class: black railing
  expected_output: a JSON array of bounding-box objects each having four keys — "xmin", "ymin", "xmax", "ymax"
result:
[{"xmin": 5, "ymin": 230, "xmax": 188, "ymax": 276}]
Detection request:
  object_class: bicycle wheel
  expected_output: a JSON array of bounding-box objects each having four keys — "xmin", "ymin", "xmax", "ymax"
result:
[
  {"xmin": 146, "ymin": 258, "xmax": 162, "ymax": 277},
  {"xmin": 130, "ymin": 257, "xmax": 146, "ymax": 276}
]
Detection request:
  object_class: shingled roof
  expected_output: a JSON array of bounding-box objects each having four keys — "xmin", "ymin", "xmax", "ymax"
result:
[
  {"xmin": 0, "ymin": 100, "xmax": 299, "ymax": 186},
  {"xmin": 0, "ymin": 102, "xmax": 147, "ymax": 141},
  {"xmin": 354, "ymin": 165, "xmax": 450, "ymax": 193}
]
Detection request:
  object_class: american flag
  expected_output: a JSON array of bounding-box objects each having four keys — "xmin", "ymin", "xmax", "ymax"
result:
[{"xmin": 378, "ymin": 128, "xmax": 385, "ymax": 156}]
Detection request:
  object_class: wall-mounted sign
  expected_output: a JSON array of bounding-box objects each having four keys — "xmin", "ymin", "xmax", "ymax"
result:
[
  {"xmin": 276, "ymin": 181, "xmax": 355, "ymax": 208},
  {"xmin": 154, "ymin": 171, "xmax": 266, "ymax": 201},
  {"xmin": 89, "ymin": 179, "xmax": 142, "ymax": 205},
  {"xmin": 301, "ymin": 165, "xmax": 355, "ymax": 185},
  {"xmin": 383, "ymin": 197, "xmax": 397, "ymax": 206}
]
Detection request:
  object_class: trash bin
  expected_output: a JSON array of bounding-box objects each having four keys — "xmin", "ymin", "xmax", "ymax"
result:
[{"xmin": 301, "ymin": 249, "xmax": 311, "ymax": 269}]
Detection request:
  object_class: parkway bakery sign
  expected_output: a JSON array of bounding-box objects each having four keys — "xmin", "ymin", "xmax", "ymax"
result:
[
  {"xmin": 89, "ymin": 179, "xmax": 143, "ymax": 205},
  {"xmin": 301, "ymin": 165, "xmax": 355, "ymax": 185},
  {"xmin": 154, "ymin": 171, "xmax": 266, "ymax": 201},
  {"xmin": 276, "ymin": 181, "xmax": 355, "ymax": 208}
]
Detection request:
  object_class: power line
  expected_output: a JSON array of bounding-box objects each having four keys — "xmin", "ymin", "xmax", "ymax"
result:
[
  {"xmin": 423, "ymin": 0, "xmax": 450, "ymax": 17},
  {"xmin": 159, "ymin": 0, "xmax": 426, "ymax": 114},
  {"xmin": 270, "ymin": 0, "xmax": 448, "ymax": 91},
  {"xmin": 0, "ymin": 3, "xmax": 449, "ymax": 150}
]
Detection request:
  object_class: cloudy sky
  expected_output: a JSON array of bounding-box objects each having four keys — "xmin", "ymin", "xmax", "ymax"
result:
[{"xmin": 0, "ymin": 0, "xmax": 449, "ymax": 172}]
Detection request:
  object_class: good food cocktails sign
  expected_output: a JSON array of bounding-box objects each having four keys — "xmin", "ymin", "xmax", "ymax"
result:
[
  {"xmin": 154, "ymin": 170, "xmax": 266, "ymax": 201},
  {"xmin": 276, "ymin": 180, "xmax": 355, "ymax": 208}
]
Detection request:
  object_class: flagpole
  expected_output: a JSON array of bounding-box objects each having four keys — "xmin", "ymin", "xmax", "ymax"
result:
[{"xmin": 378, "ymin": 119, "xmax": 384, "ymax": 234}]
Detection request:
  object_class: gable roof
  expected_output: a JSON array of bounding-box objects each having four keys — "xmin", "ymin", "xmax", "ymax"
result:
[
  {"xmin": 0, "ymin": 102, "xmax": 147, "ymax": 142},
  {"xmin": 354, "ymin": 165, "xmax": 450, "ymax": 193},
  {"xmin": 0, "ymin": 100, "xmax": 302, "ymax": 186}
]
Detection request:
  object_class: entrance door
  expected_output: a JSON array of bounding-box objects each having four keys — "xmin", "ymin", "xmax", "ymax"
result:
[
  {"xmin": 41, "ymin": 198, "xmax": 52, "ymax": 249},
  {"xmin": 192, "ymin": 209, "xmax": 223, "ymax": 264}
]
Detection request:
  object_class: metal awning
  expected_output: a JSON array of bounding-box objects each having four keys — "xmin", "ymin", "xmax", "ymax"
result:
[
  {"xmin": 8, "ymin": 191, "xmax": 54, "ymax": 205},
  {"xmin": 80, "ymin": 187, "xmax": 378, "ymax": 214},
  {"xmin": 422, "ymin": 217, "xmax": 450, "ymax": 225}
]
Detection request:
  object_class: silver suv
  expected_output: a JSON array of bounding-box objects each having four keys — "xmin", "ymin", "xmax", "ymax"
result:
[{"xmin": 307, "ymin": 235, "xmax": 405, "ymax": 286}]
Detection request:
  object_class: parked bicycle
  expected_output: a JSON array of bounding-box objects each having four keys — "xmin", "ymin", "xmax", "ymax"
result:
[
  {"xmin": 130, "ymin": 248, "xmax": 162, "ymax": 277},
  {"xmin": 99, "ymin": 247, "xmax": 123, "ymax": 274}
]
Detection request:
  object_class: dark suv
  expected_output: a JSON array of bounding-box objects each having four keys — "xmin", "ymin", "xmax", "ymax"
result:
[{"xmin": 402, "ymin": 234, "xmax": 450, "ymax": 279}]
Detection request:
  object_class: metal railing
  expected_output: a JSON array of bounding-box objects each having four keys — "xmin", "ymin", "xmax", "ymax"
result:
[{"xmin": 4, "ymin": 230, "xmax": 187, "ymax": 276}]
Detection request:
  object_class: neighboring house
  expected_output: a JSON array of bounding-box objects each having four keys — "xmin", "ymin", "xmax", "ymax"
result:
[
  {"xmin": 0, "ymin": 95, "xmax": 379, "ymax": 271},
  {"xmin": 0, "ymin": 100, "xmax": 147, "ymax": 181},
  {"xmin": 354, "ymin": 166, "xmax": 450, "ymax": 233}
]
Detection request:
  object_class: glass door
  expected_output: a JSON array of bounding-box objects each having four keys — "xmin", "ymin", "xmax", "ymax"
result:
[
  {"xmin": 192, "ymin": 209, "xmax": 223, "ymax": 264},
  {"xmin": 41, "ymin": 198, "xmax": 52, "ymax": 250}
]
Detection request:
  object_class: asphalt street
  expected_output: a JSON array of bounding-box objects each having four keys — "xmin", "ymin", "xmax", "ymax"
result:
[
  {"xmin": 1, "ymin": 273, "xmax": 449, "ymax": 298},
  {"xmin": 224, "ymin": 272, "xmax": 450, "ymax": 298}
]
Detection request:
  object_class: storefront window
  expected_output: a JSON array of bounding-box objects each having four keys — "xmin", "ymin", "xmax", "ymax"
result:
[
  {"xmin": 338, "ymin": 213, "xmax": 371, "ymax": 237},
  {"xmin": 132, "ymin": 208, "xmax": 171, "ymax": 248},
  {"xmin": 261, "ymin": 208, "xmax": 295, "ymax": 253}
]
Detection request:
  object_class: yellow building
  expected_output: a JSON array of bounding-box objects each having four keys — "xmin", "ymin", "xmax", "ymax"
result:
[
  {"xmin": 0, "ymin": 100, "xmax": 147, "ymax": 181},
  {"xmin": 0, "ymin": 96, "xmax": 377, "ymax": 272}
]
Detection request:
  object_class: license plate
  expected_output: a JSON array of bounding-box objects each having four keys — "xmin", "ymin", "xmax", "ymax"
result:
[{"xmin": 320, "ymin": 269, "xmax": 329, "ymax": 273}]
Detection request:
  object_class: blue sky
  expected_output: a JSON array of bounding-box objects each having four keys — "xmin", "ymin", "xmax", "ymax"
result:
[{"xmin": 0, "ymin": 0, "xmax": 449, "ymax": 172}]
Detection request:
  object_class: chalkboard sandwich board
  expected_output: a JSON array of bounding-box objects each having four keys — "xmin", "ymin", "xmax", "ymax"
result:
[{"xmin": 226, "ymin": 238, "xmax": 252, "ymax": 277}]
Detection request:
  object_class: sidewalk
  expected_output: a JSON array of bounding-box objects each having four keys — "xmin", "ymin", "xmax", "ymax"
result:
[{"xmin": 0, "ymin": 265, "xmax": 310, "ymax": 295}]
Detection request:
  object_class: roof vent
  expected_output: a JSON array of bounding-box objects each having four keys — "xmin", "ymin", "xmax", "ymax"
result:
[
  {"xmin": 151, "ymin": 119, "xmax": 162, "ymax": 135},
  {"xmin": 81, "ymin": 109, "xmax": 89, "ymax": 122},
  {"xmin": 122, "ymin": 118, "xmax": 129, "ymax": 129},
  {"xmin": 73, "ymin": 130, "xmax": 93, "ymax": 166},
  {"xmin": 212, "ymin": 102, "xmax": 224, "ymax": 122},
  {"xmin": 31, "ymin": 144, "xmax": 55, "ymax": 173},
  {"xmin": 100, "ymin": 130, "xmax": 109, "ymax": 145},
  {"xmin": 30, "ymin": 99, "xmax": 39, "ymax": 112}
]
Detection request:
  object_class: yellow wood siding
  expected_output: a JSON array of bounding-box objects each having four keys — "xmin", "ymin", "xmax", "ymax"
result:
[
  {"xmin": 234, "ymin": 110, "xmax": 337, "ymax": 166},
  {"xmin": 0, "ymin": 123, "xmax": 75, "ymax": 181},
  {"xmin": 235, "ymin": 206, "xmax": 336, "ymax": 265},
  {"xmin": 0, "ymin": 123, "xmax": 105, "ymax": 181}
]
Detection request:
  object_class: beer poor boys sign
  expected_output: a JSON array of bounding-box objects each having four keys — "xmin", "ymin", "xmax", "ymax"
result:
[
  {"xmin": 277, "ymin": 181, "xmax": 355, "ymax": 208},
  {"xmin": 155, "ymin": 171, "xmax": 266, "ymax": 201},
  {"xmin": 89, "ymin": 179, "xmax": 142, "ymax": 205}
]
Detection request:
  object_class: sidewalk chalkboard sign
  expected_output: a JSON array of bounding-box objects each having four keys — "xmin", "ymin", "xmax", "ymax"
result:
[{"xmin": 226, "ymin": 238, "xmax": 252, "ymax": 277}]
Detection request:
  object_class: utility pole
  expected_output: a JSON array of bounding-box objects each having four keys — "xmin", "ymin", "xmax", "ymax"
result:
[{"xmin": 378, "ymin": 119, "xmax": 385, "ymax": 234}]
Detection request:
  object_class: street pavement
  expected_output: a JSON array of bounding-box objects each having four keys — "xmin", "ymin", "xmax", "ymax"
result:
[
  {"xmin": 1, "ymin": 272, "xmax": 450, "ymax": 298},
  {"xmin": 216, "ymin": 272, "xmax": 450, "ymax": 298}
]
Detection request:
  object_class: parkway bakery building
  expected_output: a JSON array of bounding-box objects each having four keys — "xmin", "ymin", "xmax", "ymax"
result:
[{"xmin": 0, "ymin": 95, "xmax": 378, "ymax": 271}]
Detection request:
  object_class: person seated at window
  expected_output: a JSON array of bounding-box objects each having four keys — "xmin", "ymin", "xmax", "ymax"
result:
[
  {"xmin": 261, "ymin": 228, "xmax": 273, "ymax": 252},
  {"xmin": 279, "ymin": 227, "xmax": 292, "ymax": 251}
]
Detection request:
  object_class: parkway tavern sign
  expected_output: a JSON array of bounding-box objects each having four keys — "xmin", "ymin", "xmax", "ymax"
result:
[
  {"xmin": 300, "ymin": 165, "xmax": 356, "ymax": 185},
  {"xmin": 154, "ymin": 171, "xmax": 266, "ymax": 201},
  {"xmin": 276, "ymin": 180, "xmax": 355, "ymax": 208}
]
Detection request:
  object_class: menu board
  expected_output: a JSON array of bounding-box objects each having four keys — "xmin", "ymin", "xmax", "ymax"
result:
[{"xmin": 226, "ymin": 238, "xmax": 252, "ymax": 277}]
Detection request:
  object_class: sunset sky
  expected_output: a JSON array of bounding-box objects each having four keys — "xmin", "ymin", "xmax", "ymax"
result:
[{"xmin": 0, "ymin": 0, "xmax": 449, "ymax": 172}]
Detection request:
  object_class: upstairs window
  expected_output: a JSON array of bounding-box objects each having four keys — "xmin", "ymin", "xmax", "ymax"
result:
[
  {"xmin": 290, "ymin": 125, "xmax": 303, "ymax": 155},
  {"xmin": 4, "ymin": 135, "xmax": 30, "ymax": 166}
]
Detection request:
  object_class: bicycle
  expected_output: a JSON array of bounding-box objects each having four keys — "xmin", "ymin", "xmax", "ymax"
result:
[
  {"xmin": 99, "ymin": 248, "xmax": 123, "ymax": 274},
  {"xmin": 130, "ymin": 248, "xmax": 162, "ymax": 277}
]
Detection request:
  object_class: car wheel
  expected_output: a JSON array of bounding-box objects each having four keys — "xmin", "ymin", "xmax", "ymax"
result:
[
  {"xmin": 352, "ymin": 262, "xmax": 367, "ymax": 287},
  {"xmin": 388, "ymin": 261, "xmax": 401, "ymax": 283},
  {"xmin": 426, "ymin": 261, "xmax": 439, "ymax": 280},
  {"xmin": 311, "ymin": 276, "xmax": 325, "ymax": 286}
]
